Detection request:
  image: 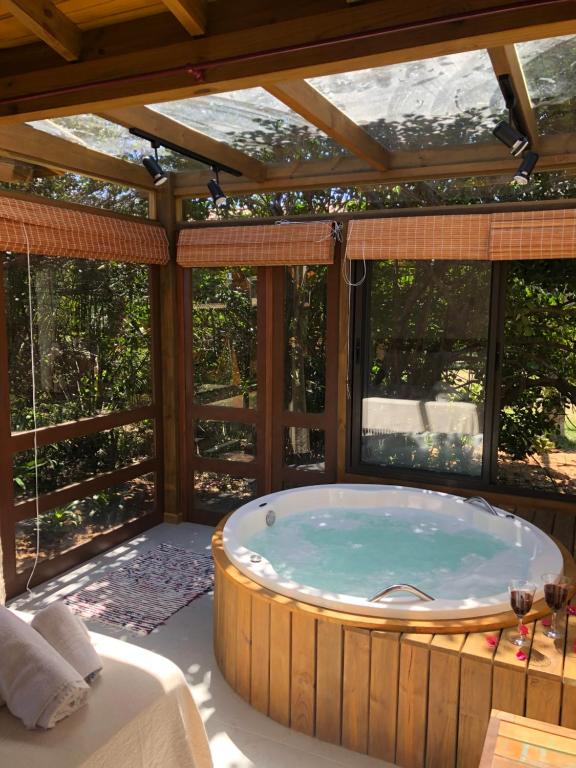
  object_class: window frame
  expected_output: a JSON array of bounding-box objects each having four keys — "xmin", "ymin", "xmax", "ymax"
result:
[
  {"xmin": 347, "ymin": 258, "xmax": 576, "ymax": 503},
  {"xmin": 0, "ymin": 257, "xmax": 164, "ymax": 598}
]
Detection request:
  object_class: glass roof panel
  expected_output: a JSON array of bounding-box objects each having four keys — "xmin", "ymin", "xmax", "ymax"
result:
[
  {"xmin": 307, "ymin": 50, "xmax": 506, "ymax": 151},
  {"xmin": 150, "ymin": 87, "xmax": 348, "ymax": 163},
  {"xmin": 28, "ymin": 115, "xmax": 201, "ymax": 171},
  {"xmin": 516, "ymin": 35, "xmax": 576, "ymax": 134}
]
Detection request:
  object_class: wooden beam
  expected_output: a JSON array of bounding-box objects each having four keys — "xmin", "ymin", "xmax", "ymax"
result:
[
  {"xmin": 172, "ymin": 133, "xmax": 576, "ymax": 196},
  {"xmin": 161, "ymin": 0, "xmax": 206, "ymax": 36},
  {"xmin": 2, "ymin": 0, "xmax": 82, "ymax": 62},
  {"xmin": 99, "ymin": 105, "xmax": 268, "ymax": 181},
  {"xmin": 488, "ymin": 44, "xmax": 540, "ymax": 150},
  {"xmin": 0, "ymin": 1, "xmax": 575, "ymax": 123},
  {"xmin": 0, "ymin": 124, "xmax": 155, "ymax": 189},
  {"xmin": 266, "ymin": 80, "xmax": 390, "ymax": 171}
]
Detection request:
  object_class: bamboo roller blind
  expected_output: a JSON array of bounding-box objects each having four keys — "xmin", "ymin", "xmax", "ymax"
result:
[
  {"xmin": 0, "ymin": 196, "xmax": 169, "ymax": 265},
  {"xmin": 177, "ymin": 222, "xmax": 336, "ymax": 267},
  {"xmin": 346, "ymin": 209, "xmax": 576, "ymax": 261}
]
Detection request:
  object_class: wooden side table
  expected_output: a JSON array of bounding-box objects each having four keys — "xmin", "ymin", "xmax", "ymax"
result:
[{"xmin": 480, "ymin": 709, "xmax": 576, "ymax": 767}]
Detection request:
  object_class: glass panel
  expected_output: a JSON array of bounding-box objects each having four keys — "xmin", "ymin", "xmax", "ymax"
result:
[
  {"xmin": 497, "ymin": 260, "xmax": 576, "ymax": 495},
  {"xmin": 360, "ymin": 261, "xmax": 490, "ymax": 476},
  {"xmin": 308, "ymin": 49, "xmax": 506, "ymax": 151},
  {"xmin": 28, "ymin": 115, "xmax": 196, "ymax": 171},
  {"xmin": 192, "ymin": 267, "xmax": 257, "ymax": 407},
  {"xmin": 193, "ymin": 472, "xmax": 257, "ymax": 516},
  {"xmin": 285, "ymin": 265, "xmax": 327, "ymax": 413},
  {"xmin": 3, "ymin": 254, "xmax": 152, "ymax": 430},
  {"xmin": 194, "ymin": 420, "xmax": 255, "ymax": 462},
  {"xmin": 15, "ymin": 473, "xmax": 155, "ymax": 572},
  {"xmin": 151, "ymin": 88, "xmax": 348, "ymax": 162},
  {"xmin": 517, "ymin": 35, "xmax": 576, "ymax": 134},
  {"xmin": 13, "ymin": 421, "xmax": 154, "ymax": 500},
  {"xmin": 284, "ymin": 427, "xmax": 325, "ymax": 471}
]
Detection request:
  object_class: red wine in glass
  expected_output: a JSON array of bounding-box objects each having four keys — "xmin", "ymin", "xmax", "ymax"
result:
[
  {"xmin": 542, "ymin": 573, "xmax": 572, "ymax": 639},
  {"xmin": 508, "ymin": 581, "xmax": 536, "ymax": 647}
]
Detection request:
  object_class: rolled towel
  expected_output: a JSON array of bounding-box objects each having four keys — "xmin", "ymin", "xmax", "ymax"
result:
[
  {"xmin": 0, "ymin": 605, "xmax": 89, "ymax": 729},
  {"xmin": 32, "ymin": 601, "xmax": 102, "ymax": 683}
]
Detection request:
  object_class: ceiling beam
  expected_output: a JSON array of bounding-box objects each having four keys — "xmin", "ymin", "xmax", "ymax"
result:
[
  {"xmin": 0, "ymin": 1, "xmax": 575, "ymax": 123},
  {"xmin": 266, "ymin": 80, "xmax": 390, "ymax": 171},
  {"xmin": 488, "ymin": 44, "xmax": 540, "ymax": 150},
  {"xmin": 172, "ymin": 133, "xmax": 576, "ymax": 196},
  {"xmin": 2, "ymin": 0, "xmax": 82, "ymax": 62},
  {"xmin": 161, "ymin": 0, "xmax": 206, "ymax": 36},
  {"xmin": 0, "ymin": 157, "xmax": 56, "ymax": 183},
  {"xmin": 0, "ymin": 124, "xmax": 155, "ymax": 189},
  {"xmin": 99, "ymin": 105, "xmax": 267, "ymax": 181}
]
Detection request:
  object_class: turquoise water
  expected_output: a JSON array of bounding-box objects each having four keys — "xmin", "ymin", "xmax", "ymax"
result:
[{"xmin": 247, "ymin": 507, "xmax": 530, "ymax": 601}]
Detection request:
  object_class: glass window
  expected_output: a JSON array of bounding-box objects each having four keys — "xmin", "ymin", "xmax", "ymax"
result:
[
  {"xmin": 517, "ymin": 35, "xmax": 576, "ymax": 134},
  {"xmin": 497, "ymin": 260, "xmax": 576, "ymax": 495},
  {"xmin": 358, "ymin": 260, "xmax": 491, "ymax": 476},
  {"xmin": 28, "ymin": 115, "xmax": 194, "ymax": 172},
  {"xmin": 284, "ymin": 428, "xmax": 325, "ymax": 471},
  {"xmin": 192, "ymin": 267, "xmax": 258, "ymax": 407},
  {"xmin": 15, "ymin": 473, "xmax": 155, "ymax": 572},
  {"xmin": 193, "ymin": 472, "xmax": 257, "ymax": 517},
  {"xmin": 285, "ymin": 265, "xmax": 327, "ymax": 413},
  {"xmin": 150, "ymin": 88, "xmax": 348, "ymax": 163},
  {"xmin": 307, "ymin": 49, "xmax": 506, "ymax": 151},
  {"xmin": 3, "ymin": 254, "xmax": 152, "ymax": 430},
  {"xmin": 194, "ymin": 420, "xmax": 255, "ymax": 461},
  {"xmin": 13, "ymin": 421, "xmax": 154, "ymax": 500}
]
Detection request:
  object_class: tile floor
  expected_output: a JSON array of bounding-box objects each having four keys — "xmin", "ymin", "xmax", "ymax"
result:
[{"xmin": 10, "ymin": 523, "xmax": 394, "ymax": 768}]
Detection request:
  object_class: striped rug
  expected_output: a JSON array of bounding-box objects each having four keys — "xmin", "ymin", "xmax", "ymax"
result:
[{"xmin": 65, "ymin": 543, "xmax": 214, "ymax": 634}]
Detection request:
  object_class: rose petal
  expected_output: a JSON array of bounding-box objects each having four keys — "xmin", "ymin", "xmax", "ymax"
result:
[
  {"xmin": 520, "ymin": 624, "xmax": 529, "ymax": 636},
  {"xmin": 485, "ymin": 634, "xmax": 498, "ymax": 647},
  {"xmin": 568, "ymin": 605, "xmax": 576, "ymax": 616},
  {"xmin": 516, "ymin": 650, "xmax": 527, "ymax": 661},
  {"xmin": 542, "ymin": 617, "xmax": 552, "ymax": 627}
]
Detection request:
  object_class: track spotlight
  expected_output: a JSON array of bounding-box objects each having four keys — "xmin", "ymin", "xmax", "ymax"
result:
[
  {"xmin": 208, "ymin": 171, "xmax": 227, "ymax": 207},
  {"xmin": 492, "ymin": 121, "xmax": 529, "ymax": 157},
  {"xmin": 513, "ymin": 151, "xmax": 539, "ymax": 185},
  {"xmin": 142, "ymin": 145, "xmax": 167, "ymax": 187}
]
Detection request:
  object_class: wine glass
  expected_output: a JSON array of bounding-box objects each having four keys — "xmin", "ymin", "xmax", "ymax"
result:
[
  {"xmin": 508, "ymin": 580, "xmax": 537, "ymax": 646},
  {"xmin": 542, "ymin": 573, "xmax": 572, "ymax": 640}
]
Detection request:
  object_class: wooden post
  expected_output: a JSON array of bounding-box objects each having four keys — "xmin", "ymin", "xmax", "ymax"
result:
[{"xmin": 150, "ymin": 181, "xmax": 183, "ymax": 522}]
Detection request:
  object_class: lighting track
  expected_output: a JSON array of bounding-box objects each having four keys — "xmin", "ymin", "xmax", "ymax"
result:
[{"xmin": 129, "ymin": 127, "xmax": 242, "ymax": 177}]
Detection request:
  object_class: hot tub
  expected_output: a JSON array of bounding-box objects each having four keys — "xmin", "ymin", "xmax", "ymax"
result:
[{"xmin": 222, "ymin": 484, "xmax": 562, "ymax": 620}]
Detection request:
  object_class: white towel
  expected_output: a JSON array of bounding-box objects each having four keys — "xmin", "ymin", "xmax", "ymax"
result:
[
  {"xmin": 0, "ymin": 605, "xmax": 89, "ymax": 729},
  {"xmin": 32, "ymin": 601, "xmax": 102, "ymax": 682}
]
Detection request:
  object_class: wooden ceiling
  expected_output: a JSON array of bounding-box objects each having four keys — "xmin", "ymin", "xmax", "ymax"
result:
[{"xmin": 0, "ymin": 0, "xmax": 575, "ymax": 197}]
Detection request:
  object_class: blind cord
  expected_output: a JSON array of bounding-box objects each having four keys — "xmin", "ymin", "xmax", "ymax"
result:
[{"xmin": 23, "ymin": 227, "xmax": 41, "ymax": 595}]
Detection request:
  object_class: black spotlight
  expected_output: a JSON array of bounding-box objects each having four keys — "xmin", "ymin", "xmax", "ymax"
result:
[
  {"xmin": 492, "ymin": 121, "xmax": 530, "ymax": 157},
  {"xmin": 142, "ymin": 145, "xmax": 167, "ymax": 187},
  {"xmin": 208, "ymin": 171, "xmax": 226, "ymax": 207},
  {"xmin": 513, "ymin": 151, "xmax": 539, "ymax": 185}
]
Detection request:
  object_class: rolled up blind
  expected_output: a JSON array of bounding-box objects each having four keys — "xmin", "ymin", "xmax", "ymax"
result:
[
  {"xmin": 490, "ymin": 209, "xmax": 576, "ymax": 260},
  {"xmin": 345, "ymin": 215, "xmax": 491, "ymax": 261},
  {"xmin": 0, "ymin": 196, "xmax": 169, "ymax": 265},
  {"xmin": 177, "ymin": 222, "xmax": 336, "ymax": 267},
  {"xmin": 345, "ymin": 209, "xmax": 576, "ymax": 261}
]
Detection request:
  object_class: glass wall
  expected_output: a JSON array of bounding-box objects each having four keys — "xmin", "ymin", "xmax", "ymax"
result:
[
  {"xmin": 1, "ymin": 252, "xmax": 160, "ymax": 589},
  {"xmin": 358, "ymin": 260, "xmax": 490, "ymax": 476},
  {"xmin": 497, "ymin": 260, "xmax": 576, "ymax": 495},
  {"xmin": 192, "ymin": 267, "xmax": 257, "ymax": 408}
]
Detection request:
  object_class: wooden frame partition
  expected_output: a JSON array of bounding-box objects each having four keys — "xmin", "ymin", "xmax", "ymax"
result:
[
  {"xmin": 0, "ymin": 206, "xmax": 165, "ymax": 599},
  {"xmin": 177, "ymin": 227, "xmax": 341, "ymax": 522}
]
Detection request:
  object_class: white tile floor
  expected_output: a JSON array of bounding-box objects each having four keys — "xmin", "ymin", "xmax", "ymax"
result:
[{"xmin": 10, "ymin": 523, "xmax": 395, "ymax": 768}]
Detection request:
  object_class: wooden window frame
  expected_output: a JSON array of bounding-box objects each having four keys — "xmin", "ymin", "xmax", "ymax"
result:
[{"xmin": 0, "ymin": 259, "xmax": 164, "ymax": 599}]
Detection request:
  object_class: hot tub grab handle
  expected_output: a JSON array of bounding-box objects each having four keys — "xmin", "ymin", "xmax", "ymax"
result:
[{"xmin": 368, "ymin": 584, "xmax": 435, "ymax": 603}]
